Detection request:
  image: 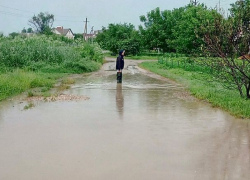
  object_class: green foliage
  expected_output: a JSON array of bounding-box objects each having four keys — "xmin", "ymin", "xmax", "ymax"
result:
[
  {"xmin": 21, "ymin": 28, "xmax": 27, "ymax": 33},
  {"xmin": 95, "ymin": 1, "xmax": 250, "ymax": 57},
  {"xmin": 198, "ymin": 0, "xmax": 250, "ymax": 98},
  {"xmin": 8, "ymin": 32, "xmax": 19, "ymax": 39},
  {"xmin": 76, "ymin": 42, "xmax": 103, "ymax": 63},
  {"xmin": 29, "ymin": 12, "xmax": 54, "ymax": 34},
  {"xmin": 0, "ymin": 35, "xmax": 103, "ymax": 73},
  {"xmin": 139, "ymin": 5, "xmax": 220, "ymax": 54},
  {"xmin": 27, "ymin": 28, "xmax": 34, "ymax": 33},
  {"xmin": 96, "ymin": 23, "xmax": 142, "ymax": 55},
  {"xmin": 170, "ymin": 5, "xmax": 218, "ymax": 54},
  {"xmin": 0, "ymin": 31, "xmax": 103, "ymax": 101},
  {"xmin": 74, "ymin": 33, "xmax": 84, "ymax": 40},
  {"xmin": 139, "ymin": 7, "xmax": 181, "ymax": 52},
  {"xmin": 0, "ymin": 69, "xmax": 63, "ymax": 101}
]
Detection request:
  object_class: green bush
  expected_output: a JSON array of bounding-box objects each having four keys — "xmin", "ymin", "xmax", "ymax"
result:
[
  {"xmin": 0, "ymin": 35, "xmax": 104, "ymax": 73},
  {"xmin": 0, "ymin": 35, "xmax": 104, "ymax": 101}
]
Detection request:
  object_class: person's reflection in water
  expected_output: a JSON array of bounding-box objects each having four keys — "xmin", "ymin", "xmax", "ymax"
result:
[{"xmin": 116, "ymin": 84, "xmax": 124, "ymax": 119}]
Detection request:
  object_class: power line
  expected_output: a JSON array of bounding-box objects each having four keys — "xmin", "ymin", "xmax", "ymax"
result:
[
  {"xmin": 0, "ymin": 10, "xmax": 30, "ymax": 18},
  {"xmin": 54, "ymin": 19, "xmax": 83, "ymax": 23},
  {"xmin": 0, "ymin": 5, "xmax": 34, "ymax": 13},
  {"xmin": 83, "ymin": 18, "xmax": 90, "ymax": 41}
]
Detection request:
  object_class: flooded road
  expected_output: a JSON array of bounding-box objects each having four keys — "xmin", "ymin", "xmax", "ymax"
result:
[{"xmin": 0, "ymin": 58, "xmax": 249, "ymax": 180}]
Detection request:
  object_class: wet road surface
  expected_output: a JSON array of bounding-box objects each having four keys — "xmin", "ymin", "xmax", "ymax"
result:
[{"xmin": 0, "ymin": 58, "xmax": 249, "ymax": 180}]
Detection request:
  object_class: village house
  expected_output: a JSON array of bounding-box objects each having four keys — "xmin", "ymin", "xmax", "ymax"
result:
[
  {"xmin": 53, "ymin": 26, "xmax": 75, "ymax": 39},
  {"xmin": 83, "ymin": 30, "xmax": 102, "ymax": 41}
]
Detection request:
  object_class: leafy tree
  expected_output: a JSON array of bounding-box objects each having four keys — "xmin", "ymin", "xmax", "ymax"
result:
[
  {"xmin": 9, "ymin": 32, "xmax": 19, "ymax": 39},
  {"xmin": 29, "ymin": 12, "xmax": 54, "ymax": 34},
  {"xmin": 21, "ymin": 28, "xmax": 27, "ymax": 33},
  {"xmin": 170, "ymin": 4, "xmax": 218, "ymax": 54},
  {"xmin": 139, "ymin": 7, "xmax": 181, "ymax": 52},
  {"xmin": 200, "ymin": 0, "xmax": 250, "ymax": 99},
  {"xmin": 74, "ymin": 33, "xmax": 84, "ymax": 40},
  {"xmin": 96, "ymin": 23, "xmax": 142, "ymax": 55},
  {"xmin": 139, "ymin": 5, "xmax": 221, "ymax": 55},
  {"xmin": 27, "ymin": 28, "xmax": 34, "ymax": 33},
  {"xmin": 118, "ymin": 30, "xmax": 141, "ymax": 55}
]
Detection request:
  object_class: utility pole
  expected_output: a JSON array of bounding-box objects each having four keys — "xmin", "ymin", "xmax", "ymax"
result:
[{"xmin": 83, "ymin": 18, "xmax": 89, "ymax": 41}]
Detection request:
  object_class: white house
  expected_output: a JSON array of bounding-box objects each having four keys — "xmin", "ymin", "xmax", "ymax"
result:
[{"xmin": 53, "ymin": 26, "xmax": 75, "ymax": 39}]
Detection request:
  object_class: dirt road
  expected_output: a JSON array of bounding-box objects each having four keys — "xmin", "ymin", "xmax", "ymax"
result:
[{"xmin": 0, "ymin": 58, "xmax": 249, "ymax": 180}]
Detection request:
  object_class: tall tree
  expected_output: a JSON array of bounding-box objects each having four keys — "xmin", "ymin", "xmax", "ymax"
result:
[
  {"xmin": 29, "ymin": 12, "xmax": 54, "ymax": 34},
  {"xmin": 96, "ymin": 23, "xmax": 142, "ymax": 55},
  {"xmin": 21, "ymin": 28, "xmax": 27, "ymax": 33},
  {"xmin": 139, "ymin": 7, "xmax": 178, "ymax": 52},
  {"xmin": 27, "ymin": 28, "xmax": 34, "ymax": 33},
  {"xmin": 200, "ymin": 0, "xmax": 250, "ymax": 98},
  {"xmin": 170, "ymin": 4, "xmax": 217, "ymax": 54}
]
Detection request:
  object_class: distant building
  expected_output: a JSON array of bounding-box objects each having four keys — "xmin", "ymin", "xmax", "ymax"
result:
[
  {"xmin": 83, "ymin": 30, "xmax": 102, "ymax": 41},
  {"xmin": 20, "ymin": 33, "xmax": 35, "ymax": 37},
  {"xmin": 52, "ymin": 26, "xmax": 75, "ymax": 39}
]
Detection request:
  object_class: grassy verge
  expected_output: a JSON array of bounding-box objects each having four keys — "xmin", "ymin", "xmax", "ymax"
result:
[
  {"xmin": 0, "ymin": 69, "xmax": 66, "ymax": 101},
  {"xmin": 139, "ymin": 61, "xmax": 250, "ymax": 119},
  {"xmin": 0, "ymin": 35, "xmax": 104, "ymax": 101}
]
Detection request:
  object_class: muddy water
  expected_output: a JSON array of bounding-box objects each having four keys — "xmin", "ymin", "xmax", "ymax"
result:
[{"xmin": 0, "ymin": 60, "xmax": 249, "ymax": 180}]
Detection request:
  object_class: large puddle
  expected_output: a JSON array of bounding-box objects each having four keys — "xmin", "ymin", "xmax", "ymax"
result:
[{"xmin": 0, "ymin": 63, "xmax": 249, "ymax": 180}]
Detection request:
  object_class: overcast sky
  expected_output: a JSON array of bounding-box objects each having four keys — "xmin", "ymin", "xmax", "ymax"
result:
[{"xmin": 0, "ymin": 0, "xmax": 236, "ymax": 35}]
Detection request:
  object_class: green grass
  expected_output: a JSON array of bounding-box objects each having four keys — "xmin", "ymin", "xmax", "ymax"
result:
[
  {"xmin": 0, "ymin": 35, "xmax": 104, "ymax": 101},
  {"xmin": 0, "ymin": 69, "xmax": 65, "ymax": 101},
  {"xmin": 139, "ymin": 61, "xmax": 250, "ymax": 119}
]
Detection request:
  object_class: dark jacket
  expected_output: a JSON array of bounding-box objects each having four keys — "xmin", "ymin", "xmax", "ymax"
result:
[{"xmin": 116, "ymin": 55, "xmax": 124, "ymax": 70}]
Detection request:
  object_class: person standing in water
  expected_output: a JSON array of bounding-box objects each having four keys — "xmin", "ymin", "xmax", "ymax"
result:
[{"xmin": 116, "ymin": 50, "xmax": 125, "ymax": 83}]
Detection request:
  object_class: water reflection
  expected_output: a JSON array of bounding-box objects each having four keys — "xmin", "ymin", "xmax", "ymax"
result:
[{"xmin": 116, "ymin": 84, "xmax": 124, "ymax": 119}]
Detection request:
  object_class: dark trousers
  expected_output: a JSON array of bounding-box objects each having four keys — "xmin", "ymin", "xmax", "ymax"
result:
[{"xmin": 117, "ymin": 72, "xmax": 122, "ymax": 83}]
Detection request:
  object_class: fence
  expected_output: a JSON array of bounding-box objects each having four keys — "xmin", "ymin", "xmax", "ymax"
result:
[{"xmin": 158, "ymin": 56, "xmax": 213, "ymax": 74}]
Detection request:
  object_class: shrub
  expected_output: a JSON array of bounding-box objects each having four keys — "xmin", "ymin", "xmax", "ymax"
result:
[{"xmin": 0, "ymin": 35, "xmax": 104, "ymax": 73}]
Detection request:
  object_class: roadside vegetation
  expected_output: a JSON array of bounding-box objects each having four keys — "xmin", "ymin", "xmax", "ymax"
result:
[
  {"xmin": 140, "ymin": 57, "xmax": 250, "ymax": 118},
  {"xmin": 0, "ymin": 35, "xmax": 103, "ymax": 101}
]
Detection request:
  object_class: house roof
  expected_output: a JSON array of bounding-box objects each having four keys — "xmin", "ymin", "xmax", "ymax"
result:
[
  {"xmin": 63, "ymin": 29, "xmax": 70, "ymax": 35},
  {"xmin": 55, "ymin": 27, "xmax": 63, "ymax": 34},
  {"xmin": 54, "ymin": 27, "xmax": 74, "ymax": 36}
]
